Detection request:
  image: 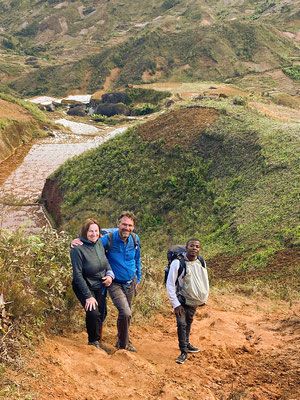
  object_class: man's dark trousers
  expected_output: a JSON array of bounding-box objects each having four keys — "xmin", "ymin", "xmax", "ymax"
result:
[{"xmin": 108, "ymin": 281, "xmax": 135, "ymax": 348}]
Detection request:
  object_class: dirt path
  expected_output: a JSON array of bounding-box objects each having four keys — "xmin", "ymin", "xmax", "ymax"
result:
[{"xmin": 15, "ymin": 294, "xmax": 299, "ymax": 400}]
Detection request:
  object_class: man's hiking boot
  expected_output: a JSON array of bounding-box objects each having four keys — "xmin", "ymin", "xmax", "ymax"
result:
[
  {"xmin": 99, "ymin": 343, "xmax": 113, "ymax": 354},
  {"xmin": 88, "ymin": 340, "xmax": 102, "ymax": 349},
  {"xmin": 176, "ymin": 351, "xmax": 187, "ymax": 364},
  {"xmin": 124, "ymin": 343, "xmax": 137, "ymax": 352},
  {"xmin": 115, "ymin": 340, "xmax": 137, "ymax": 352},
  {"xmin": 187, "ymin": 344, "xmax": 200, "ymax": 353},
  {"xmin": 88, "ymin": 341, "xmax": 112, "ymax": 354}
]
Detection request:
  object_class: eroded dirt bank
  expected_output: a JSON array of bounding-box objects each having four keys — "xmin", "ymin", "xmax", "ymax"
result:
[
  {"xmin": 0, "ymin": 98, "xmax": 44, "ymax": 162},
  {"xmin": 9, "ymin": 294, "xmax": 300, "ymax": 400}
]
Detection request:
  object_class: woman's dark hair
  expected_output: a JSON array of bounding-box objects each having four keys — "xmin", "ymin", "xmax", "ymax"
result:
[{"xmin": 81, "ymin": 218, "xmax": 101, "ymax": 239}]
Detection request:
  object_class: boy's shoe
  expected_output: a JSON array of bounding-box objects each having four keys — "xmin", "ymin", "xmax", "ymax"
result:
[
  {"xmin": 176, "ymin": 351, "xmax": 187, "ymax": 364},
  {"xmin": 187, "ymin": 343, "xmax": 200, "ymax": 353}
]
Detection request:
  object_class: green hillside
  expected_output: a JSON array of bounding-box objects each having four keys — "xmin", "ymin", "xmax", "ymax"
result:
[
  {"xmin": 9, "ymin": 20, "xmax": 298, "ymax": 97},
  {"xmin": 46, "ymin": 100, "xmax": 299, "ymax": 270},
  {"xmin": 0, "ymin": 0, "xmax": 298, "ymax": 96}
]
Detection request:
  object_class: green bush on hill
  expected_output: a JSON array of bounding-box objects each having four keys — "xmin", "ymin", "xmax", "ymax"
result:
[
  {"xmin": 0, "ymin": 228, "xmax": 79, "ymax": 367},
  {"xmin": 282, "ymin": 65, "xmax": 300, "ymax": 82},
  {"xmin": 125, "ymin": 87, "xmax": 172, "ymax": 105}
]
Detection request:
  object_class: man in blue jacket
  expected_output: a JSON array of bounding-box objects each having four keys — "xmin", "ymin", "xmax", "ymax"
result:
[
  {"xmin": 102, "ymin": 211, "xmax": 141, "ymax": 352},
  {"xmin": 72, "ymin": 211, "xmax": 141, "ymax": 352}
]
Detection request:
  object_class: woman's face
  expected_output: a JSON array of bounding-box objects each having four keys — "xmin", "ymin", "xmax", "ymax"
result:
[{"xmin": 86, "ymin": 223, "xmax": 100, "ymax": 243}]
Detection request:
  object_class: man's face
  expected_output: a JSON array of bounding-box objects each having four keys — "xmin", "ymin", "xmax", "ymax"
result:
[
  {"xmin": 186, "ymin": 240, "xmax": 201, "ymax": 260},
  {"xmin": 118, "ymin": 216, "xmax": 135, "ymax": 240}
]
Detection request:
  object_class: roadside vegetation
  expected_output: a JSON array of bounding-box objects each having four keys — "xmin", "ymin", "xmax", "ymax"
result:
[{"xmin": 0, "ymin": 230, "xmax": 73, "ymax": 365}]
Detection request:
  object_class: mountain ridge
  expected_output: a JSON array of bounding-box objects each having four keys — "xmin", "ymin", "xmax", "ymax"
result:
[{"xmin": 0, "ymin": 0, "xmax": 299, "ymax": 96}]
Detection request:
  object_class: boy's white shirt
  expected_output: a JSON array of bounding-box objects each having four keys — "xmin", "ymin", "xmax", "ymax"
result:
[
  {"xmin": 166, "ymin": 258, "xmax": 183, "ymax": 309},
  {"xmin": 166, "ymin": 255, "xmax": 208, "ymax": 309}
]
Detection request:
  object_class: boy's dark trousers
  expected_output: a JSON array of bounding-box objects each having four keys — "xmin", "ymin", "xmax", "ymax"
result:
[{"xmin": 176, "ymin": 303, "xmax": 197, "ymax": 352}]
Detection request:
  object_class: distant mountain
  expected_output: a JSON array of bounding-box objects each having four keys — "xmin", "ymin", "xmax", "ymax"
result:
[{"xmin": 0, "ymin": 0, "xmax": 299, "ymax": 96}]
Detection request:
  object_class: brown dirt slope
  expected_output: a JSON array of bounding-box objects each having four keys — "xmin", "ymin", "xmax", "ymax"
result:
[
  {"xmin": 0, "ymin": 99, "xmax": 40, "ymax": 162},
  {"xmin": 0, "ymin": 99, "xmax": 35, "ymax": 122},
  {"xmin": 209, "ymin": 249, "xmax": 300, "ymax": 291},
  {"xmin": 137, "ymin": 107, "xmax": 219, "ymax": 151},
  {"xmin": 8, "ymin": 294, "xmax": 299, "ymax": 400}
]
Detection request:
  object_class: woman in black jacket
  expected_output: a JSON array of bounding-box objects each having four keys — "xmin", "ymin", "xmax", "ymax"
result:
[{"xmin": 70, "ymin": 218, "xmax": 114, "ymax": 350}]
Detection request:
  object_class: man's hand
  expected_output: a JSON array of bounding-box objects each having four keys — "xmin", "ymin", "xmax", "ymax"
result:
[
  {"xmin": 175, "ymin": 305, "xmax": 184, "ymax": 317},
  {"xmin": 102, "ymin": 276, "xmax": 113, "ymax": 287},
  {"xmin": 85, "ymin": 297, "xmax": 98, "ymax": 311},
  {"xmin": 70, "ymin": 238, "xmax": 83, "ymax": 248},
  {"xmin": 135, "ymin": 283, "xmax": 140, "ymax": 292}
]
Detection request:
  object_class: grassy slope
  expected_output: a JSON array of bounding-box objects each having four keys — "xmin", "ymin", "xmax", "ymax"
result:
[{"xmin": 49, "ymin": 100, "xmax": 299, "ymax": 269}]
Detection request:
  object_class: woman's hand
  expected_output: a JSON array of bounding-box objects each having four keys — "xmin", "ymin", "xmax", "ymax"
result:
[
  {"xmin": 102, "ymin": 275, "xmax": 113, "ymax": 287},
  {"xmin": 85, "ymin": 297, "xmax": 98, "ymax": 311}
]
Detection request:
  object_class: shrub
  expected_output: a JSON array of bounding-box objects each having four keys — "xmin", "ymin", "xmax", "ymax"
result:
[
  {"xmin": 282, "ymin": 65, "xmax": 300, "ymax": 82},
  {"xmin": 0, "ymin": 228, "xmax": 80, "ymax": 367},
  {"xmin": 233, "ymin": 96, "xmax": 247, "ymax": 105},
  {"xmin": 2, "ymin": 39, "xmax": 15, "ymax": 50},
  {"xmin": 132, "ymin": 103, "xmax": 160, "ymax": 115}
]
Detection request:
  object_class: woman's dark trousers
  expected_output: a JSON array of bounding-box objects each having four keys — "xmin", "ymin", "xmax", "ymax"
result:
[{"xmin": 73, "ymin": 285, "xmax": 106, "ymax": 343}]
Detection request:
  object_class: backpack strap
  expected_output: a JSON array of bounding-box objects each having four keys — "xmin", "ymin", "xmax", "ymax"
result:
[
  {"xmin": 131, "ymin": 232, "xmax": 139, "ymax": 249},
  {"xmin": 178, "ymin": 255, "xmax": 205, "ymax": 280},
  {"xmin": 176, "ymin": 254, "xmax": 186, "ymax": 282},
  {"xmin": 106, "ymin": 231, "xmax": 114, "ymax": 254},
  {"xmin": 198, "ymin": 255, "xmax": 206, "ymax": 268}
]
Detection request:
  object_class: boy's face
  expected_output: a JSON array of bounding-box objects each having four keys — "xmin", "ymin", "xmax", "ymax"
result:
[{"xmin": 186, "ymin": 240, "xmax": 201, "ymax": 260}]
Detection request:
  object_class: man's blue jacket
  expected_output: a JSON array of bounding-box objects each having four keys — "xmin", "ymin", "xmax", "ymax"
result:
[{"xmin": 100, "ymin": 230, "xmax": 141, "ymax": 284}]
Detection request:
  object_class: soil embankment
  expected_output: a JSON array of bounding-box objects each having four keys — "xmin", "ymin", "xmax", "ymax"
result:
[
  {"xmin": 41, "ymin": 178, "xmax": 64, "ymax": 227},
  {"xmin": 0, "ymin": 98, "xmax": 43, "ymax": 162},
  {"xmin": 11, "ymin": 293, "xmax": 300, "ymax": 400}
]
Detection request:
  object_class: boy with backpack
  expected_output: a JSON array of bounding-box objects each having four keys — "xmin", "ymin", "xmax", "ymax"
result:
[{"xmin": 166, "ymin": 238, "xmax": 209, "ymax": 364}]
